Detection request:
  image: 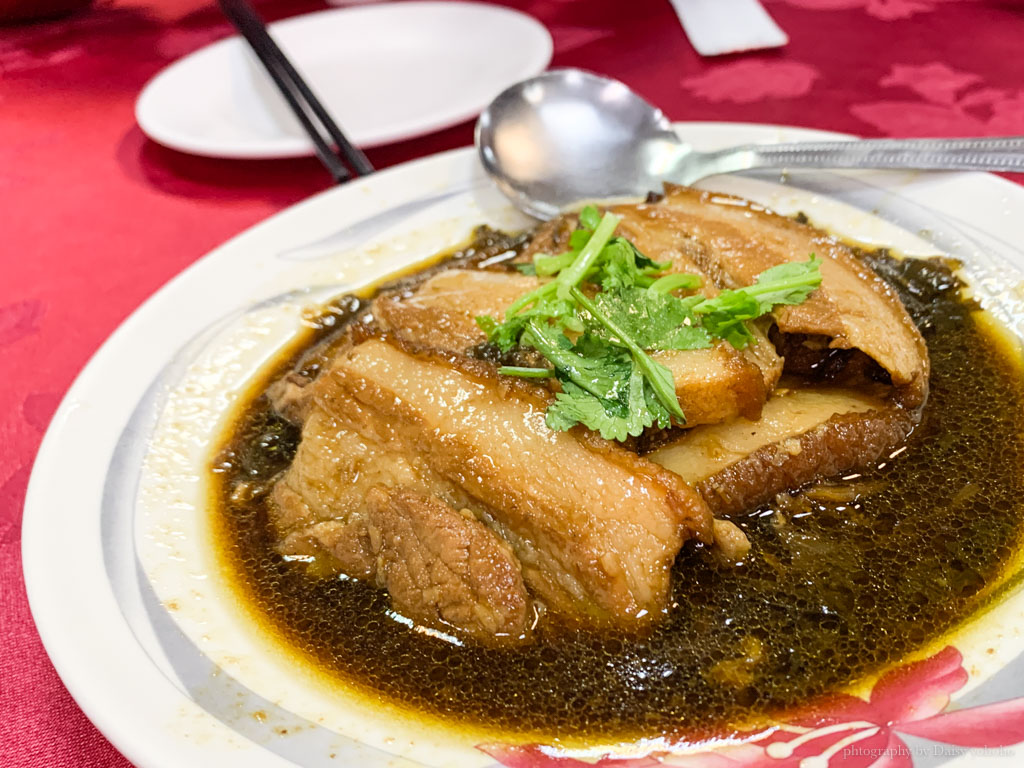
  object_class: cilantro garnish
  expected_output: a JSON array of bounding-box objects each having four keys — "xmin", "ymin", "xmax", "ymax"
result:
[
  {"xmin": 690, "ymin": 257, "xmax": 823, "ymax": 348},
  {"xmin": 477, "ymin": 205, "xmax": 822, "ymax": 440}
]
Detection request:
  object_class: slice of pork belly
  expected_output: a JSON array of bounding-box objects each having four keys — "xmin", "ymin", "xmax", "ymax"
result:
[
  {"xmin": 373, "ymin": 268, "xmax": 781, "ymax": 426},
  {"xmin": 271, "ymin": 396, "xmax": 532, "ymax": 643},
  {"xmin": 310, "ymin": 337, "xmax": 713, "ymax": 625},
  {"xmin": 652, "ymin": 330, "xmax": 775, "ymax": 424},
  {"xmin": 648, "ymin": 385, "xmax": 917, "ymax": 516},
  {"xmin": 364, "ymin": 488, "xmax": 532, "ymax": 640},
  {"xmin": 616, "ymin": 185, "xmax": 929, "ymax": 407},
  {"xmin": 373, "ymin": 269, "xmax": 540, "ymax": 353}
]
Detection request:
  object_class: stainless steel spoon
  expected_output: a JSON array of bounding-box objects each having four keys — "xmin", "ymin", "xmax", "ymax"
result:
[{"xmin": 476, "ymin": 68, "xmax": 1024, "ymax": 220}]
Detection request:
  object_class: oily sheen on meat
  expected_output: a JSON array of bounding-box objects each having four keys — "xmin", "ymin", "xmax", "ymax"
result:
[{"xmin": 272, "ymin": 338, "xmax": 713, "ymax": 642}]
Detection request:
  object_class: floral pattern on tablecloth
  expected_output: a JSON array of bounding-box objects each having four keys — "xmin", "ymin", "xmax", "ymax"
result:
[
  {"xmin": 681, "ymin": 60, "xmax": 820, "ymax": 103},
  {"xmin": 769, "ymin": 0, "xmax": 974, "ymax": 20},
  {"xmin": 851, "ymin": 62, "xmax": 1024, "ymax": 136}
]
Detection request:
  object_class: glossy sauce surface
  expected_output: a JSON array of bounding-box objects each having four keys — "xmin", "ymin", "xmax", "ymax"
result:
[{"xmin": 210, "ymin": 233, "xmax": 1024, "ymax": 741}]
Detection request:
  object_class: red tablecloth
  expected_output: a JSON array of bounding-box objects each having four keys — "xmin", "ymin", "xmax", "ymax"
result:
[{"xmin": 2, "ymin": 0, "xmax": 1022, "ymax": 764}]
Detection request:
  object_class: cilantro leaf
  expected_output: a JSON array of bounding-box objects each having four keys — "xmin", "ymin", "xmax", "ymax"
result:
[
  {"xmin": 592, "ymin": 286, "xmax": 712, "ymax": 352},
  {"xmin": 657, "ymin": 323, "xmax": 715, "ymax": 351},
  {"xmin": 568, "ymin": 229, "xmax": 591, "ymax": 251},
  {"xmin": 546, "ymin": 382, "xmax": 631, "ymax": 442},
  {"xmin": 578, "ymin": 204, "xmax": 602, "ymax": 231},
  {"xmin": 545, "ymin": 367, "xmax": 669, "ymax": 440},
  {"xmin": 641, "ymin": 377, "xmax": 674, "ymax": 430},
  {"xmin": 692, "ymin": 256, "xmax": 822, "ymax": 348},
  {"xmin": 523, "ymin": 321, "xmax": 630, "ymax": 401},
  {"xmin": 476, "ymin": 313, "xmax": 527, "ymax": 352},
  {"xmin": 743, "ymin": 256, "xmax": 824, "ymax": 309},
  {"xmin": 692, "ymin": 291, "xmax": 762, "ymax": 348},
  {"xmin": 570, "ymin": 287, "xmax": 685, "ymax": 424},
  {"xmin": 599, "ymin": 238, "xmax": 670, "ymax": 293}
]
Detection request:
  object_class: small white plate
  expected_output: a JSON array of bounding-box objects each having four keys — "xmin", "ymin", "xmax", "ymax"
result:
[{"xmin": 135, "ymin": 2, "xmax": 552, "ymax": 158}]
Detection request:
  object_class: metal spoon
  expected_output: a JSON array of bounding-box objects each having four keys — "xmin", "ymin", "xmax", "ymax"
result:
[{"xmin": 476, "ymin": 68, "xmax": 1024, "ymax": 220}]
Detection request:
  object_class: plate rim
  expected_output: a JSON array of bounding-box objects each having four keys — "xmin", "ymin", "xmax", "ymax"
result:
[
  {"xmin": 21, "ymin": 141, "xmax": 486, "ymax": 768},
  {"xmin": 133, "ymin": 1, "xmax": 554, "ymax": 159},
  {"xmin": 22, "ymin": 122, "xmax": 1024, "ymax": 768}
]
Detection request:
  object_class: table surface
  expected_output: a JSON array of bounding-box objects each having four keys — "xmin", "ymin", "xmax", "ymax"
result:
[{"xmin": 3, "ymin": 0, "xmax": 1023, "ymax": 764}]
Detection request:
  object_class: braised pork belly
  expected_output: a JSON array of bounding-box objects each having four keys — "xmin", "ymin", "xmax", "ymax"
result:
[
  {"xmin": 272, "ymin": 337, "xmax": 713, "ymax": 643},
  {"xmin": 374, "ymin": 268, "xmax": 783, "ymax": 427},
  {"xmin": 266, "ymin": 186, "xmax": 930, "ymax": 645},
  {"xmin": 649, "ymin": 384, "xmax": 917, "ymax": 516},
  {"xmin": 614, "ymin": 186, "xmax": 929, "ymax": 407}
]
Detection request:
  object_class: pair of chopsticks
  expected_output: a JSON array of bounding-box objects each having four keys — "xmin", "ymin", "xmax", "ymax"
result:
[{"xmin": 217, "ymin": 0, "xmax": 374, "ymax": 183}]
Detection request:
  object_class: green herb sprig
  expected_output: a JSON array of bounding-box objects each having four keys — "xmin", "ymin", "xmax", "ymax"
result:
[{"xmin": 477, "ymin": 206, "xmax": 822, "ymax": 440}]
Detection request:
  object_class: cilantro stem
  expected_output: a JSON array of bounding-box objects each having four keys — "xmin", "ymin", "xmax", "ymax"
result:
[
  {"xmin": 522, "ymin": 320, "xmax": 618, "ymax": 400},
  {"xmin": 533, "ymin": 252, "xmax": 576, "ymax": 276},
  {"xmin": 556, "ymin": 211, "xmax": 620, "ymax": 299},
  {"xmin": 499, "ymin": 366, "xmax": 554, "ymax": 378},
  {"xmin": 569, "ymin": 287, "xmax": 685, "ymax": 423},
  {"xmin": 750, "ymin": 272, "xmax": 819, "ymax": 294},
  {"xmin": 505, "ymin": 280, "xmax": 558, "ymax": 317},
  {"xmin": 649, "ymin": 273, "xmax": 701, "ymax": 294}
]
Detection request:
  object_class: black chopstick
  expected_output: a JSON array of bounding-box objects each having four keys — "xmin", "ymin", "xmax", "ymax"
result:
[{"xmin": 217, "ymin": 0, "xmax": 375, "ymax": 183}]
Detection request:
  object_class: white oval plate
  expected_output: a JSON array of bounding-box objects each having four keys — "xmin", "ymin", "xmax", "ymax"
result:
[
  {"xmin": 135, "ymin": 2, "xmax": 552, "ymax": 158},
  {"xmin": 23, "ymin": 124, "xmax": 1024, "ymax": 768}
]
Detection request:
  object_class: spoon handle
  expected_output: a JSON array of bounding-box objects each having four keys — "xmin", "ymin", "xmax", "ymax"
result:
[{"xmin": 704, "ymin": 137, "xmax": 1024, "ymax": 177}]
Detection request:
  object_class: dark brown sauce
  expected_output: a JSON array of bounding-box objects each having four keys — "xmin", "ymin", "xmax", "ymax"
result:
[{"xmin": 210, "ymin": 229, "xmax": 1024, "ymax": 742}]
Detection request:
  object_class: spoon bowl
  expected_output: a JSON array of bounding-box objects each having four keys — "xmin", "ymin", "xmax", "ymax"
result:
[
  {"xmin": 476, "ymin": 68, "xmax": 1024, "ymax": 220},
  {"xmin": 476, "ymin": 69, "xmax": 691, "ymax": 219}
]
